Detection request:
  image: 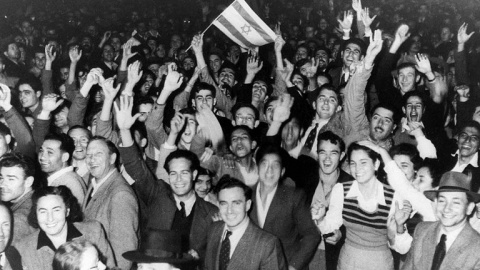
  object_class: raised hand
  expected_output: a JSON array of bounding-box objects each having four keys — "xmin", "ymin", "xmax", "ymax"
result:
[
  {"xmin": 127, "ymin": 60, "xmax": 143, "ymax": 85},
  {"xmin": 306, "ymin": 58, "xmax": 319, "ymax": 78},
  {"xmin": 86, "ymin": 68, "xmax": 104, "ymax": 86},
  {"xmin": 246, "ymin": 55, "xmax": 264, "ymax": 75},
  {"xmin": 394, "ymin": 200, "xmax": 412, "ymax": 228},
  {"xmin": 114, "ymin": 95, "xmax": 140, "ymax": 130},
  {"xmin": 41, "ymin": 94, "xmax": 64, "ymax": 113},
  {"xmin": 122, "ymin": 40, "xmax": 138, "ymax": 61},
  {"xmin": 280, "ymin": 59, "xmax": 294, "ymax": 83},
  {"xmin": 415, "ymin": 54, "xmax": 432, "ymax": 75},
  {"xmin": 272, "ymin": 93, "xmax": 294, "ymax": 123},
  {"xmin": 352, "ymin": 0, "xmax": 362, "ymax": 15},
  {"xmin": 45, "ymin": 44, "xmax": 57, "ymax": 63},
  {"xmin": 102, "ymin": 31, "xmax": 112, "ymax": 42},
  {"xmin": 365, "ymin": 29, "xmax": 383, "ymax": 69},
  {"xmin": 69, "ymin": 45, "xmax": 82, "ymax": 63},
  {"xmin": 200, "ymin": 147, "xmax": 214, "ymax": 162},
  {"xmin": 361, "ymin": 7, "xmax": 377, "ymax": 29},
  {"xmin": 169, "ymin": 112, "xmax": 186, "ymax": 135},
  {"xmin": 407, "ymin": 121, "xmax": 425, "ymax": 137},
  {"xmin": 274, "ymin": 34, "xmax": 286, "ymax": 53},
  {"xmin": 0, "ymin": 83, "xmax": 12, "ymax": 111},
  {"xmin": 338, "ymin": 10, "xmax": 354, "ymax": 31},
  {"xmin": 394, "ymin": 24, "xmax": 410, "ymax": 45},
  {"xmin": 102, "ymin": 76, "xmax": 121, "ymax": 101},
  {"xmin": 191, "ymin": 34, "xmax": 204, "ymax": 54},
  {"xmin": 457, "ymin": 23, "xmax": 475, "ymax": 45},
  {"xmin": 164, "ymin": 63, "xmax": 184, "ymax": 92}
]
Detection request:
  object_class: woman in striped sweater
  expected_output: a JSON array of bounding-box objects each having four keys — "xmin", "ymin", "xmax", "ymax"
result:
[{"xmin": 312, "ymin": 143, "xmax": 412, "ymax": 270}]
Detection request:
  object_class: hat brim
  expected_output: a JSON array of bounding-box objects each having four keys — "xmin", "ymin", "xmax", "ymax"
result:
[
  {"xmin": 424, "ymin": 189, "xmax": 480, "ymax": 203},
  {"xmin": 123, "ymin": 251, "xmax": 197, "ymax": 265}
]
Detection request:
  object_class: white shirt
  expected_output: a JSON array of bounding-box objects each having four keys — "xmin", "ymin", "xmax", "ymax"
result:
[
  {"xmin": 452, "ymin": 152, "xmax": 479, "ymax": 172},
  {"xmin": 440, "ymin": 222, "xmax": 466, "ymax": 251},
  {"xmin": 223, "ymin": 218, "xmax": 250, "ymax": 258},
  {"xmin": 47, "ymin": 166, "xmax": 74, "ymax": 186},
  {"xmin": 255, "ymin": 184, "xmax": 278, "ymax": 228},
  {"xmin": 91, "ymin": 169, "xmax": 115, "ymax": 196},
  {"xmin": 0, "ymin": 251, "xmax": 5, "ymax": 268},
  {"xmin": 238, "ymin": 162, "xmax": 258, "ymax": 188},
  {"xmin": 174, "ymin": 192, "xmax": 196, "ymax": 217}
]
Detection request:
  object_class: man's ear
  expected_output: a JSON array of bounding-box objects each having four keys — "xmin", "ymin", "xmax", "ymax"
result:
[
  {"xmin": 4, "ymin": 135, "xmax": 11, "ymax": 145},
  {"xmin": 402, "ymin": 107, "xmax": 406, "ymax": 115},
  {"xmin": 140, "ymin": 138, "xmax": 147, "ymax": 148},
  {"xmin": 231, "ymin": 119, "xmax": 236, "ymax": 126},
  {"xmin": 246, "ymin": 199, "xmax": 252, "ymax": 212},
  {"xmin": 360, "ymin": 55, "xmax": 365, "ymax": 61},
  {"xmin": 192, "ymin": 169, "xmax": 198, "ymax": 181},
  {"xmin": 467, "ymin": 202, "xmax": 475, "ymax": 216},
  {"xmin": 191, "ymin": 99, "xmax": 196, "ymax": 110},
  {"xmin": 109, "ymin": 153, "xmax": 117, "ymax": 165},
  {"xmin": 336, "ymin": 105, "xmax": 342, "ymax": 112},
  {"xmin": 392, "ymin": 124, "xmax": 397, "ymax": 134},
  {"xmin": 213, "ymin": 98, "xmax": 217, "ymax": 106},
  {"xmin": 281, "ymin": 167, "xmax": 285, "ymax": 178},
  {"xmin": 251, "ymin": 140, "xmax": 257, "ymax": 150},
  {"xmin": 61, "ymin": 152, "xmax": 69, "ymax": 163},
  {"xmin": 313, "ymin": 101, "xmax": 317, "ymax": 110},
  {"xmin": 393, "ymin": 77, "xmax": 399, "ymax": 89},
  {"xmin": 374, "ymin": 159, "xmax": 380, "ymax": 170},
  {"xmin": 254, "ymin": 120, "xmax": 259, "ymax": 128},
  {"xmin": 25, "ymin": 176, "xmax": 34, "ymax": 188},
  {"xmin": 415, "ymin": 74, "xmax": 421, "ymax": 83},
  {"xmin": 36, "ymin": 91, "xmax": 42, "ymax": 98},
  {"xmin": 340, "ymin": 152, "xmax": 346, "ymax": 161}
]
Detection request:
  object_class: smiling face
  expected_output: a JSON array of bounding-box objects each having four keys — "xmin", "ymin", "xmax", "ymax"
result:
[
  {"xmin": 457, "ymin": 126, "xmax": 480, "ymax": 159},
  {"xmin": 86, "ymin": 140, "xmax": 116, "ymax": 179},
  {"xmin": 194, "ymin": 89, "xmax": 215, "ymax": 111},
  {"xmin": 412, "ymin": 166, "xmax": 434, "ymax": 192},
  {"xmin": 436, "ymin": 191, "xmax": 474, "ymax": 231},
  {"xmin": 403, "ymin": 95, "xmax": 424, "ymax": 122},
  {"xmin": 349, "ymin": 149, "xmax": 379, "ymax": 184},
  {"xmin": 341, "ymin": 43, "xmax": 361, "ymax": 67},
  {"xmin": 18, "ymin": 83, "xmax": 41, "ymax": 110},
  {"xmin": 195, "ymin": 175, "xmax": 212, "ymax": 198},
  {"xmin": 54, "ymin": 107, "xmax": 69, "ymax": 129},
  {"xmin": 398, "ymin": 66, "xmax": 417, "ymax": 94},
  {"xmin": 38, "ymin": 140, "xmax": 68, "ymax": 175},
  {"xmin": 218, "ymin": 187, "xmax": 251, "ymax": 230},
  {"xmin": 234, "ymin": 107, "xmax": 257, "ymax": 129},
  {"xmin": 68, "ymin": 128, "xmax": 90, "ymax": 161},
  {"xmin": 0, "ymin": 166, "xmax": 32, "ymax": 203},
  {"xmin": 0, "ymin": 205, "xmax": 10, "ymax": 253},
  {"xmin": 167, "ymin": 158, "xmax": 196, "ymax": 199},
  {"xmin": 315, "ymin": 50, "xmax": 329, "ymax": 69},
  {"xmin": 318, "ymin": 140, "xmax": 344, "ymax": 175},
  {"xmin": 295, "ymin": 47, "xmax": 308, "ymax": 62},
  {"xmin": 36, "ymin": 194, "xmax": 69, "ymax": 237},
  {"xmin": 291, "ymin": 74, "xmax": 305, "ymax": 91},
  {"xmin": 281, "ymin": 118, "xmax": 302, "ymax": 149},
  {"xmin": 252, "ymin": 80, "xmax": 267, "ymax": 103},
  {"xmin": 209, "ymin": 54, "xmax": 223, "ymax": 73},
  {"xmin": 229, "ymin": 128, "xmax": 256, "ymax": 159},
  {"xmin": 314, "ymin": 89, "xmax": 340, "ymax": 120},
  {"xmin": 180, "ymin": 114, "xmax": 198, "ymax": 145},
  {"xmin": 219, "ymin": 68, "xmax": 236, "ymax": 87},
  {"xmin": 34, "ymin": 52, "xmax": 46, "ymax": 70},
  {"xmin": 369, "ymin": 107, "xmax": 396, "ymax": 142}
]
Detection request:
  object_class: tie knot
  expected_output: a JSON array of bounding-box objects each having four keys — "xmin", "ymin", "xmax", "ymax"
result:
[
  {"xmin": 440, "ymin": 234, "xmax": 447, "ymax": 243},
  {"xmin": 180, "ymin": 201, "xmax": 185, "ymax": 209},
  {"xmin": 225, "ymin": 230, "xmax": 232, "ymax": 239}
]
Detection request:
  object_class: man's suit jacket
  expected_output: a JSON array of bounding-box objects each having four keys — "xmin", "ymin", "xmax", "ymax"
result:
[
  {"xmin": 402, "ymin": 221, "xmax": 480, "ymax": 270},
  {"xmin": 204, "ymin": 221, "xmax": 287, "ymax": 270},
  {"xmin": 250, "ymin": 184, "xmax": 321, "ymax": 270},
  {"xmin": 82, "ymin": 170, "xmax": 139, "ymax": 270},
  {"xmin": 4, "ymin": 246, "xmax": 22, "ymax": 270},
  {"xmin": 445, "ymin": 154, "xmax": 480, "ymax": 192},
  {"xmin": 119, "ymin": 144, "xmax": 218, "ymax": 260},
  {"xmin": 328, "ymin": 66, "xmax": 343, "ymax": 88}
]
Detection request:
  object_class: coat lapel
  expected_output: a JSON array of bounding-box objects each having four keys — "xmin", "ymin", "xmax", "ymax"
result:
[
  {"xmin": 418, "ymin": 222, "xmax": 441, "ymax": 269},
  {"xmin": 228, "ymin": 222, "xmax": 254, "ymax": 269},
  {"xmin": 441, "ymin": 223, "xmax": 477, "ymax": 270},
  {"xmin": 250, "ymin": 185, "xmax": 259, "ymax": 225},
  {"xmin": 263, "ymin": 186, "xmax": 284, "ymax": 230}
]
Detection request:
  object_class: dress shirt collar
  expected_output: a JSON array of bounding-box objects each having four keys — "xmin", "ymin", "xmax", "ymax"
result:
[
  {"xmin": 440, "ymin": 221, "xmax": 467, "ymax": 251},
  {"xmin": 255, "ymin": 184, "xmax": 278, "ymax": 228},
  {"xmin": 0, "ymin": 251, "xmax": 5, "ymax": 268},
  {"xmin": 37, "ymin": 222, "xmax": 82, "ymax": 251},
  {"xmin": 174, "ymin": 192, "xmax": 197, "ymax": 217},
  {"xmin": 223, "ymin": 218, "xmax": 250, "ymax": 258},
  {"xmin": 346, "ymin": 179, "xmax": 386, "ymax": 206},
  {"xmin": 452, "ymin": 151, "xmax": 478, "ymax": 168},
  {"xmin": 92, "ymin": 169, "xmax": 115, "ymax": 196},
  {"xmin": 47, "ymin": 166, "xmax": 74, "ymax": 185}
]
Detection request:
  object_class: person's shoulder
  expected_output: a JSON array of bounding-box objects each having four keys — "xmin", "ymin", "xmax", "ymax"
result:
[
  {"xmin": 14, "ymin": 230, "xmax": 39, "ymax": 250},
  {"xmin": 74, "ymin": 220, "xmax": 103, "ymax": 233},
  {"xmin": 196, "ymin": 196, "xmax": 219, "ymax": 213},
  {"xmin": 415, "ymin": 221, "xmax": 437, "ymax": 234}
]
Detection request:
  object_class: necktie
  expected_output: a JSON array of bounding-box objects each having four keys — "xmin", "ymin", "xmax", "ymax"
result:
[
  {"xmin": 219, "ymin": 231, "xmax": 232, "ymax": 270},
  {"xmin": 85, "ymin": 188, "xmax": 94, "ymax": 206},
  {"xmin": 180, "ymin": 201, "xmax": 186, "ymax": 218},
  {"xmin": 431, "ymin": 234, "xmax": 447, "ymax": 270},
  {"xmin": 304, "ymin": 123, "xmax": 319, "ymax": 152}
]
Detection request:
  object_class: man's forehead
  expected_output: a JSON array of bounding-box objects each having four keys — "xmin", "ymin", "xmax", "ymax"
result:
[
  {"xmin": 318, "ymin": 140, "xmax": 341, "ymax": 151},
  {"xmin": 316, "ymin": 50, "xmax": 328, "ymax": 56},
  {"xmin": 220, "ymin": 68, "xmax": 235, "ymax": 75},
  {"xmin": 406, "ymin": 96, "xmax": 423, "ymax": 105},
  {"xmin": 196, "ymin": 89, "xmax": 213, "ymax": 96},
  {"xmin": 462, "ymin": 126, "xmax": 480, "ymax": 136},
  {"xmin": 374, "ymin": 107, "xmax": 394, "ymax": 118},
  {"xmin": 237, "ymin": 107, "xmax": 255, "ymax": 116},
  {"xmin": 345, "ymin": 43, "xmax": 361, "ymax": 52},
  {"xmin": 399, "ymin": 66, "xmax": 416, "ymax": 75},
  {"xmin": 318, "ymin": 89, "xmax": 338, "ymax": 99}
]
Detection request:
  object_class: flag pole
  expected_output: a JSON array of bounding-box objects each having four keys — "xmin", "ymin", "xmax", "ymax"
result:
[{"xmin": 185, "ymin": 0, "xmax": 237, "ymax": 52}]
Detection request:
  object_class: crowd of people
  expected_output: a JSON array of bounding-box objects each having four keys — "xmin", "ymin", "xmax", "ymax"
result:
[{"xmin": 0, "ymin": 0, "xmax": 479, "ymax": 269}]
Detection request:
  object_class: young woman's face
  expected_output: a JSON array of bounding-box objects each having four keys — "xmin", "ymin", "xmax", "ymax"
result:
[
  {"xmin": 349, "ymin": 149, "xmax": 378, "ymax": 184},
  {"xmin": 36, "ymin": 194, "xmax": 69, "ymax": 237},
  {"xmin": 412, "ymin": 167, "xmax": 434, "ymax": 192}
]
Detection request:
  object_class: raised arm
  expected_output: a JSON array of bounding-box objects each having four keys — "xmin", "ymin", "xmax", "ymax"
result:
[
  {"xmin": 33, "ymin": 94, "xmax": 64, "ymax": 151},
  {"xmin": 41, "ymin": 44, "xmax": 57, "ymax": 95},
  {"xmin": 455, "ymin": 23, "xmax": 474, "ymax": 85},
  {"xmin": 65, "ymin": 46, "xmax": 82, "ymax": 101},
  {"xmin": 155, "ymin": 112, "xmax": 185, "ymax": 181},
  {"xmin": 415, "ymin": 54, "xmax": 446, "ymax": 104},
  {"xmin": 96, "ymin": 77, "xmax": 121, "ymax": 144}
]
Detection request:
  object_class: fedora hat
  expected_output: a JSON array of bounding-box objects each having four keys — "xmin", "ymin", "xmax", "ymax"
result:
[
  {"xmin": 123, "ymin": 229, "xmax": 197, "ymax": 265},
  {"xmin": 424, "ymin": 171, "xmax": 480, "ymax": 203}
]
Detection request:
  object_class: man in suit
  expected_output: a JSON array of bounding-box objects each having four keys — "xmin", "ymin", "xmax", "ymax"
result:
[
  {"xmin": 115, "ymin": 96, "xmax": 218, "ymax": 262},
  {"xmin": 250, "ymin": 145, "xmax": 320, "ymax": 270},
  {"xmin": 205, "ymin": 175, "xmax": 287, "ymax": 270},
  {"xmin": 0, "ymin": 202, "xmax": 22, "ymax": 270},
  {"xmin": 83, "ymin": 136, "xmax": 139, "ymax": 270},
  {"xmin": 328, "ymin": 38, "xmax": 366, "ymax": 88},
  {"xmin": 445, "ymin": 121, "xmax": 480, "ymax": 192},
  {"xmin": 402, "ymin": 171, "xmax": 480, "ymax": 269}
]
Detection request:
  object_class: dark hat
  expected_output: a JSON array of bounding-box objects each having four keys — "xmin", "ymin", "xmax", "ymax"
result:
[
  {"xmin": 123, "ymin": 229, "xmax": 197, "ymax": 264},
  {"xmin": 424, "ymin": 171, "xmax": 480, "ymax": 203}
]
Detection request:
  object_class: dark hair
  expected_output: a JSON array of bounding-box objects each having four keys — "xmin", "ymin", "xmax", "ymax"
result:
[
  {"xmin": 0, "ymin": 152, "xmax": 35, "ymax": 178},
  {"xmin": 418, "ymin": 159, "xmax": 441, "ymax": 188},
  {"xmin": 317, "ymin": 131, "xmax": 346, "ymax": 153},
  {"xmin": 164, "ymin": 149, "xmax": 200, "ymax": 173},
  {"xmin": 290, "ymin": 71, "xmax": 309, "ymax": 89},
  {"xmin": 44, "ymin": 133, "xmax": 75, "ymax": 165},
  {"xmin": 255, "ymin": 144, "xmax": 288, "ymax": 168},
  {"xmin": 317, "ymin": 84, "xmax": 342, "ymax": 106},
  {"xmin": 264, "ymin": 96, "xmax": 279, "ymax": 114},
  {"xmin": 315, "ymin": 46, "xmax": 331, "ymax": 58},
  {"xmin": 370, "ymin": 103, "xmax": 400, "ymax": 125},
  {"xmin": 402, "ymin": 90, "xmax": 426, "ymax": 108},
  {"xmin": 53, "ymin": 239, "xmax": 96, "ymax": 270},
  {"xmin": 67, "ymin": 125, "xmax": 92, "ymax": 139},
  {"xmin": 28, "ymin": 186, "xmax": 83, "ymax": 229},
  {"xmin": 214, "ymin": 175, "xmax": 252, "ymax": 200},
  {"xmin": 196, "ymin": 167, "xmax": 215, "ymax": 181},
  {"xmin": 229, "ymin": 125, "xmax": 255, "ymax": 146},
  {"xmin": 343, "ymin": 38, "xmax": 367, "ymax": 56},
  {"xmin": 458, "ymin": 121, "xmax": 480, "ymax": 136},
  {"xmin": 219, "ymin": 61, "xmax": 237, "ymax": 81},
  {"xmin": 17, "ymin": 75, "xmax": 43, "ymax": 93},
  {"xmin": 231, "ymin": 102, "xmax": 260, "ymax": 121},
  {"xmin": 389, "ymin": 143, "xmax": 422, "ymax": 171},
  {"xmin": 0, "ymin": 122, "xmax": 11, "ymax": 138},
  {"xmin": 396, "ymin": 62, "xmax": 418, "ymax": 78},
  {"xmin": 192, "ymin": 82, "xmax": 216, "ymax": 98},
  {"xmin": 347, "ymin": 142, "xmax": 381, "ymax": 164}
]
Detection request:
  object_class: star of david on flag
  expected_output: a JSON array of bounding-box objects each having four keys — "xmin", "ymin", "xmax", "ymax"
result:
[{"xmin": 212, "ymin": 0, "xmax": 276, "ymax": 50}]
